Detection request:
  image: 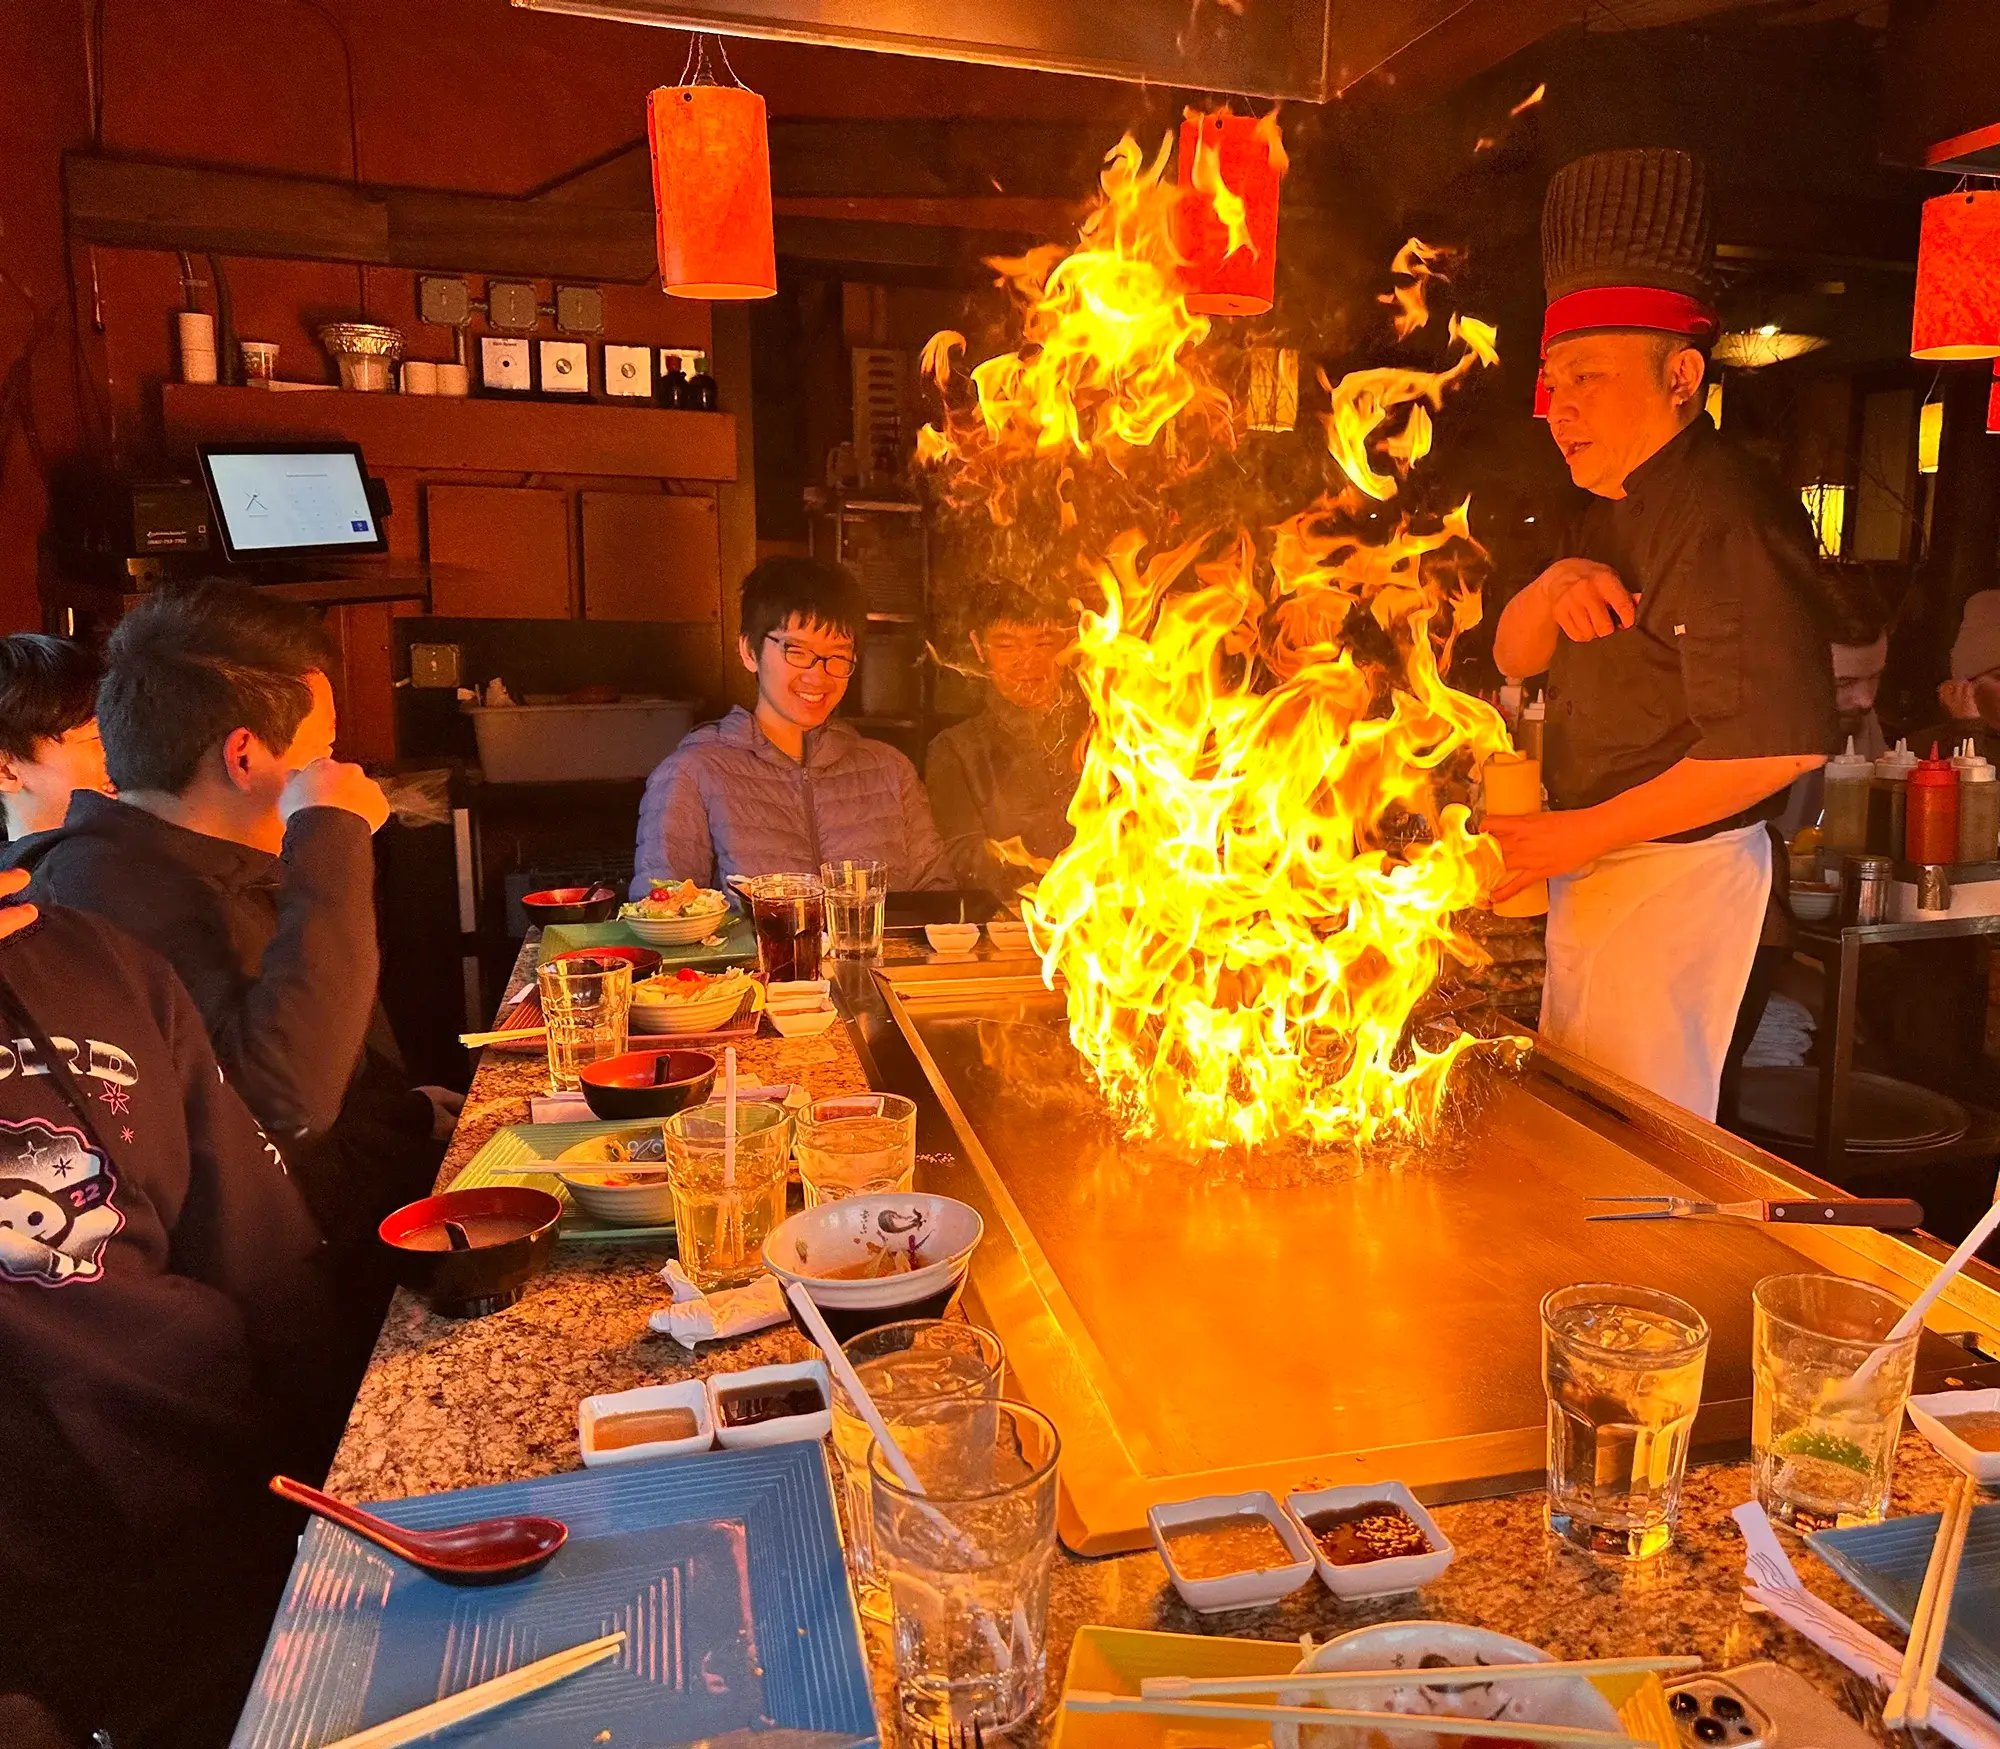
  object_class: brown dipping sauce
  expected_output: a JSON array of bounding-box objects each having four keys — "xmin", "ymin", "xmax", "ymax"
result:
[
  {"xmin": 717, "ymin": 1381, "xmax": 827, "ymax": 1428},
  {"xmin": 1939, "ymin": 1409, "xmax": 2000, "ymax": 1452},
  {"xmin": 1302, "ymin": 1500, "xmax": 1433, "ymax": 1565},
  {"xmin": 594, "ymin": 1406, "xmax": 700, "ymax": 1450},
  {"xmin": 396, "ymin": 1215, "xmax": 537, "ymax": 1251},
  {"xmin": 1163, "ymin": 1512, "xmax": 1296, "ymax": 1582}
]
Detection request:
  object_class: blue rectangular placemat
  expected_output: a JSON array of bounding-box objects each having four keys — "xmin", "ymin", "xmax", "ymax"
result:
[
  {"xmin": 1811, "ymin": 1504, "xmax": 2000, "ymax": 1713},
  {"xmin": 231, "ymin": 1443, "xmax": 877, "ymax": 1748}
]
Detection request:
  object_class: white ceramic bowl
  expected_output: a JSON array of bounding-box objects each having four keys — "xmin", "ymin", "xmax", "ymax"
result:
[
  {"xmin": 708, "ymin": 1359, "xmax": 831, "ymax": 1450},
  {"xmin": 766, "ymin": 979, "xmax": 831, "ymax": 1012},
  {"xmin": 1148, "ymin": 1490, "xmax": 1316, "ymax": 1615},
  {"xmin": 1284, "ymin": 1480, "xmax": 1456, "ymax": 1600},
  {"xmin": 1790, "ymin": 883, "xmax": 1839, "ymax": 922},
  {"xmin": 985, "ymin": 920, "xmax": 1033, "ymax": 953},
  {"xmin": 555, "ymin": 1168, "xmax": 677, "ymax": 1226},
  {"xmin": 1273, "ymin": 1622, "xmax": 1623, "ymax": 1749},
  {"xmin": 924, "ymin": 922, "xmax": 981, "ymax": 955},
  {"xmin": 578, "ymin": 1379, "xmax": 713, "ymax": 1466},
  {"xmin": 630, "ymin": 975, "xmax": 757, "ymax": 1035},
  {"xmin": 1908, "ymin": 1388, "xmax": 2000, "ymax": 1481},
  {"xmin": 622, "ymin": 905, "xmax": 732, "ymax": 946},
  {"xmin": 762, "ymin": 1193, "xmax": 982, "ymax": 1324},
  {"xmin": 768, "ymin": 1005, "xmax": 838, "ymax": 1039}
]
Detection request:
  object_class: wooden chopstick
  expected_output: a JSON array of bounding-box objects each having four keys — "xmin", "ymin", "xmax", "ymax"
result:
[
  {"xmin": 1141, "ymin": 1655, "xmax": 1701, "ymax": 1699},
  {"xmin": 1885, "ymin": 1476, "xmax": 1977, "ymax": 1729},
  {"xmin": 1064, "ymin": 1690, "xmax": 1646, "ymax": 1744},
  {"xmin": 321, "ymin": 1630, "xmax": 626, "ymax": 1749},
  {"xmin": 460, "ymin": 1024, "xmax": 547, "ymax": 1048}
]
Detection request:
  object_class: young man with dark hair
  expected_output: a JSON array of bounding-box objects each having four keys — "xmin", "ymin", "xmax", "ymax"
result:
[
  {"xmin": 7, "ymin": 582, "xmax": 450, "ymax": 1257},
  {"xmin": 0, "ymin": 866, "xmax": 336, "ymax": 1744},
  {"xmin": 633, "ymin": 555, "xmax": 954, "ymax": 891},
  {"xmin": 0, "ymin": 634, "xmax": 110, "ymax": 839},
  {"xmin": 926, "ymin": 587, "xmax": 1081, "ymax": 903}
]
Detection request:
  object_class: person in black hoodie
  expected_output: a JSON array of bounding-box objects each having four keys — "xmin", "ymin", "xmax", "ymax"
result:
[
  {"xmin": 0, "ymin": 868, "xmax": 336, "ymax": 1745},
  {"xmin": 7, "ymin": 583, "xmax": 454, "ymax": 1259}
]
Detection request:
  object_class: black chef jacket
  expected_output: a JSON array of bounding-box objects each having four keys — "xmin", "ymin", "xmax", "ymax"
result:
[{"xmin": 1544, "ymin": 415, "xmax": 1836, "ymax": 837}]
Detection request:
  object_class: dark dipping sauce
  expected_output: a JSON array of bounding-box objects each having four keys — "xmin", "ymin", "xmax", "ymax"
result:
[
  {"xmin": 1302, "ymin": 1500, "xmax": 1433, "ymax": 1565},
  {"xmin": 396, "ymin": 1215, "xmax": 538, "ymax": 1251},
  {"xmin": 717, "ymin": 1381, "xmax": 826, "ymax": 1428}
]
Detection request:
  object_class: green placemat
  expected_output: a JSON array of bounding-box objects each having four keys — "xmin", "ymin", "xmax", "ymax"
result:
[
  {"xmin": 537, "ymin": 915, "xmax": 757, "ymax": 969},
  {"xmin": 450, "ymin": 1120, "xmax": 676, "ymax": 1244}
]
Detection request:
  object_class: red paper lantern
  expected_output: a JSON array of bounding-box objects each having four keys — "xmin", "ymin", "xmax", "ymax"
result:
[
  {"xmin": 1912, "ymin": 190, "xmax": 2000, "ymax": 360},
  {"xmin": 646, "ymin": 78, "xmax": 776, "ymax": 301},
  {"xmin": 1174, "ymin": 111, "xmax": 1285, "ymax": 317}
]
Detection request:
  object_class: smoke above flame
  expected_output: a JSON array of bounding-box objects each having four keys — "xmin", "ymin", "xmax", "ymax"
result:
[{"xmin": 920, "ymin": 119, "xmax": 1512, "ymax": 1153}]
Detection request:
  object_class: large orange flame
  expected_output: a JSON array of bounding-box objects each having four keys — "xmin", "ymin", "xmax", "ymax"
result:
[{"xmin": 920, "ymin": 120, "xmax": 1512, "ymax": 1152}]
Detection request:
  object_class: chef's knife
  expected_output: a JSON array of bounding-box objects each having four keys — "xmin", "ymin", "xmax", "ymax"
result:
[{"xmin": 1587, "ymin": 1195, "xmax": 1923, "ymax": 1229}]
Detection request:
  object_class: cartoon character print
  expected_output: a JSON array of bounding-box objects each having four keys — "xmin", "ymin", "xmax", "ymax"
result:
[{"xmin": 0, "ymin": 1119, "xmax": 121, "ymax": 1286}]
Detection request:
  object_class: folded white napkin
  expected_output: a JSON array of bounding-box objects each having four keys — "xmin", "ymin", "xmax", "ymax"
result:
[
  {"xmin": 1733, "ymin": 1501, "xmax": 2000, "ymax": 1749},
  {"xmin": 647, "ymin": 1260, "xmax": 788, "ymax": 1348}
]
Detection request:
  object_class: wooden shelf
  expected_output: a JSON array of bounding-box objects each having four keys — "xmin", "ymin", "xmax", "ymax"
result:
[{"xmin": 161, "ymin": 383, "xmax": 737, "ymax": 482}]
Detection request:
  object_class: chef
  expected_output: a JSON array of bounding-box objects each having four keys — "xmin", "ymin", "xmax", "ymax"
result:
[{"xmin": 1489, "ymin": 148, "xmax": 1835, "ymax": 1119}]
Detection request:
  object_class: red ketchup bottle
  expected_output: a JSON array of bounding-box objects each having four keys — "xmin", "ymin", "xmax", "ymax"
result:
[{"xmin": 1904, "ymin": 744, "xmax": 1961, "ymax": 867}]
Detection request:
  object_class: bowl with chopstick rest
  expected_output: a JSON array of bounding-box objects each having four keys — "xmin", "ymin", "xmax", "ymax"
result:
[{"xmin": 379, "ymin": 1185, "xmax": 562, "ymax": 1317}]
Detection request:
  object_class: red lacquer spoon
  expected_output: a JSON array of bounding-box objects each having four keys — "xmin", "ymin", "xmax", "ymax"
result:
[{"xmin": 270, "ymin": 1476, "xmax": 567, "ymax": 1586}]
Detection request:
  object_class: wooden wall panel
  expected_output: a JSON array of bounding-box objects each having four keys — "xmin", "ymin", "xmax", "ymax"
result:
[
  {"xmin": 580, "ymin": 492, "xmax": 723, "ymax": 624},
  {"xmin": 426, "ymin": 485, "xmax": 571, "ymax": 619}
]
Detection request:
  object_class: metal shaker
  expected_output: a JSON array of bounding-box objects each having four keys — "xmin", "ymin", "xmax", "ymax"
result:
[{"xmin": 1839, "ymin": 855, "xmax": 1892, "ymax": 926}]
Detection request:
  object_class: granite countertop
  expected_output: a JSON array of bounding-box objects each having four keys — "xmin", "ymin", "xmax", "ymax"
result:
[{"xmin": 325, "ymin": 939, "xmax": 1962, "ymax": 1746}]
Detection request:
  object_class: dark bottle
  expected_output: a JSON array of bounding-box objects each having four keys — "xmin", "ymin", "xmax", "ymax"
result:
[
  {"xmin": 687, "ymin": 350, "xmax": 720, "ymax": 412},
  {"xmin": 656, "ymin": 349, "xmax": 690, "ymax": 409}
]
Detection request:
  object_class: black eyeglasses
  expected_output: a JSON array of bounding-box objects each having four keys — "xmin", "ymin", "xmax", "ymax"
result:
[{"xmin": 764, "ymin": 634, "xmax": 857, "ymax": 681}]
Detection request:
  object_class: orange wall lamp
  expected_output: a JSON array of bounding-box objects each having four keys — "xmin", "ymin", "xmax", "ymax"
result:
[{"xmin": 647, "ymin": 35, "xmax": 777, "ymax": 301}]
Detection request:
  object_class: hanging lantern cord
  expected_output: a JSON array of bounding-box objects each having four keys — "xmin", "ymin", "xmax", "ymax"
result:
[{"xmin": 678, "ymin": 31, "xmax": 744, "ymax": 89}]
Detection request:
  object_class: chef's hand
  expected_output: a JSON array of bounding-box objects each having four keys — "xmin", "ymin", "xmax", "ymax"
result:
[
  {"xmin": 1536, "ymin": 557, "xmax": 1637, "ymax": 643},
  {"xmin": 1486, "ymin": 811, "xmax": 1611, "ymax": 901},
  {"xmin": 0, "ymin": 868, "xmax": 37, "ymax": 945}
]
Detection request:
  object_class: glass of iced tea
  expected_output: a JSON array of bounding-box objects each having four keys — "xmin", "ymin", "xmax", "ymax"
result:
[
  {"xmin": 746, "ymin": 873, "xmax": 826, "ymax": 983},
  {"xmin": 661, "ymin": 1100, "xmax": 791, "ymax": 1288},
  {"xmin": 1752, "ymin": 1273, "xmax": 1918, "ymax": 1531},
  {"xmin": 1541, "ymin": 1282, "xmax": 1709, "ymax": 1559},
  {"xmin": 796, "ymin": 1093, "xmax": 917, "ymax": 1207}
]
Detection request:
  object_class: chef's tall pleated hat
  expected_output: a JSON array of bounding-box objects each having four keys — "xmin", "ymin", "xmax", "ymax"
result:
[{"xmin": 1536, "ymin": 147, "xmax": 1720, "ymax": 414}]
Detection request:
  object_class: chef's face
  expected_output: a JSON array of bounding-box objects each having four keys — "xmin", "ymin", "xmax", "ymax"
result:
[
  {"xmin": 974, "ymin": 618, "xmax": 1069, "ymax": 713},
  {"xmin": 1832, "ymin": 637, "xmax": 1887, "ymax": 722},
  {"xmin": 1542, "ymin": 333, "xmax": 1705, "ymax": 499},
  {"xmin": 742, "ymin": 614, "xmax": 853, "ymax": 734}
]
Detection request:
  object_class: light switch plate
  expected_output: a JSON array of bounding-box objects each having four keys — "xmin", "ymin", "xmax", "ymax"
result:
[
  {"xmin": 409, "ymin": 643, "xmax": 463, "ymax": 689},
  {"xmin": 479, "ymin": 335, "xmax": 532, "ymax": 393},
  {"xmin": 538, "ymin": 339, "xmax": 589, "ymax": 394},
  {"xmin": 603, "ymin": 343, "xmax": 652, "ymax": 397},
  {"xmin": 418, "ymin": 275, "xmax": 471, "ymax": 327},
  {"xmin": 555, "ymin": 285, "xmax": 604, "ymax": 334},
  {"xmin": 487, "ymin": 281, "xmax": 541, "ymax": 332}
]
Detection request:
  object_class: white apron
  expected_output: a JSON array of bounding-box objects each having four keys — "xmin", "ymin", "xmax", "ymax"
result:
[{"xmin": 1539, "ymin": 823, "xmax": 1771, "ymax": 1120}]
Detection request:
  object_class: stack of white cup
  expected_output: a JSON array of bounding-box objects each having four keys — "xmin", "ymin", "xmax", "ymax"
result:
[{"xmin": 178, "ymin": 312, "xmax": 217, "ymax": 384}]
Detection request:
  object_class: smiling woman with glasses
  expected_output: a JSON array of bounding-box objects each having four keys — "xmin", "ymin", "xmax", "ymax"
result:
[{"xmin": 631, "ymin": 556, "xmax": 956, "ymax": 894}]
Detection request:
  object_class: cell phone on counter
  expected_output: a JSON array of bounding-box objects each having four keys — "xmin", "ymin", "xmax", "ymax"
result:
[{"xmin": 1666, "ymin": 1664, "xmax": 1876, "ymax": 1749}]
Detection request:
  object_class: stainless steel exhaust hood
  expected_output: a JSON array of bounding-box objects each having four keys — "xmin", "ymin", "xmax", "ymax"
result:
[{"xmin": 507, "ymin": 0, "xmax": 1503, "ymax": 103}]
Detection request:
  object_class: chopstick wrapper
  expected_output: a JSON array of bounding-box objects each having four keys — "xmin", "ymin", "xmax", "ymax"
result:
[
  {"xmin": 649, "ymin": 1261, "xmax": 787, "ymax": 1347},
  {"xmin": 1733, "ymin": 1502, "xmax": 2000, "ymax": 1749}
]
